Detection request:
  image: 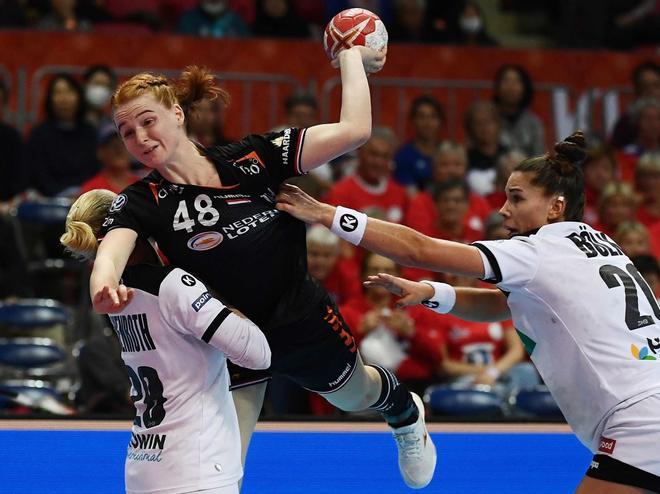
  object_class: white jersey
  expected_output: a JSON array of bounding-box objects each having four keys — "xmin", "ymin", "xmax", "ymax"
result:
[
  {"xmin": 109, "ymin": 265, "xmax": 270, "ymax": 494},
  {"xmin": 474, "ymin": 222, "xmax": 660, "ymax": 450}
]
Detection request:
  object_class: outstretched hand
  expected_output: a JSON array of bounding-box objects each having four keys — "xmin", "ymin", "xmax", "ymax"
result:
[
  {"xmin": 276, "ymin": 183, "xmax": 334, "ymax": 225},
  {"xmin": 364, "ymin": 273, "xmax": 434, "ymax": 308},
  {"xmin": 92, "ymin": 284, "xmax": 134, "ymax": 314}
]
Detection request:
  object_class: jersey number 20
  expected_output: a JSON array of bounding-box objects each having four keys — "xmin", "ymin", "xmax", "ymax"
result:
[
  {"xmin": 126, "ymin": 365, "xmax": 167, "ymax": 428},
  {"xmin": 600, "ymin": 263, "xmax": 660, "ymax": 331}
]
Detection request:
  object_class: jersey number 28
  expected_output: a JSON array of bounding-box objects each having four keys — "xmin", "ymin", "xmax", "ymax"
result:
[{"xmin": 126, "ymin": 365, "xmax": 167, "ymax": 428}]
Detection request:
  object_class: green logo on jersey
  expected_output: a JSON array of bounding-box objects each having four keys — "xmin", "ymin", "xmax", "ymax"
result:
[{"xmin": 516, "ymin": 329, "xmax": 536, "ymax": 355}]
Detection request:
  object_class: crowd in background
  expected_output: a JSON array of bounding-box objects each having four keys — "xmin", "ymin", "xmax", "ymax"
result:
[
  {"xmin": 0, "ymin": 0, "xmax": 658, "ymax": 50},
  {"xmin": 0, "ymin": 5, "xmax": 659, "ymax": 417}
]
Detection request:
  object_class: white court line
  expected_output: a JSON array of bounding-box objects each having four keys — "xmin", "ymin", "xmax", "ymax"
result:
[{"xmin": 0, "ymin": 420, "xmax": 572, "ymax": 434}]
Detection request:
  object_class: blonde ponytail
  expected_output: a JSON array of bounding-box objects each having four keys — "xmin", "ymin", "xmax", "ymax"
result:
[{"xmin": 60, "ymin": 189, "xmax": 117, "ymax": 260}]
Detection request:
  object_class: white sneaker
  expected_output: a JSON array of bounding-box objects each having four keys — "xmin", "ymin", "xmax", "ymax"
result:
[{"xmin": 391, "ymin": 392, "xmax": 437, "ymax": 489}]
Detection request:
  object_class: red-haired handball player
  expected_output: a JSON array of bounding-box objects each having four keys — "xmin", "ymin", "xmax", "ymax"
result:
[{"xmin": 90, "ymin": 47, "xmax": 437, "ymax": 489}]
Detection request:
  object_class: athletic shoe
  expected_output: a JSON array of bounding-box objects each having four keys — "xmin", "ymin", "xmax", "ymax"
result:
[{"xmin": 391, "ymin": 392, "xmax": 437, "ymax": 489}]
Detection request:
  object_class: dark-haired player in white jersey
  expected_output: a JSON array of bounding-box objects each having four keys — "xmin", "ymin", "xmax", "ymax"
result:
[
  {"xmin": 277, "ymin": 131, "xmax": 660, "ymax": 494},
  {"xmin": 62, "ymin": 189, "xmax": 271, "ymax": 494}
]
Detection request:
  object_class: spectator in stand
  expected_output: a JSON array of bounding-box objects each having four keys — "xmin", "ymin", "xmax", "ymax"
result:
[
  {"xmin": 615, "ymin": 222, "xmax": 652, "ymax": 258},
  {"xmin": 0, "ymin": 78, "xmax": 26, "ymax": 207},
  {"xmin": 283, "ymin": 91, "xmax": 334, "ymax": 199},
  {"xmin": 485, "ymin": 149, "xmax": 526, "ymax": 211},
  {"xmin": 177, "ymin": 0, "xmax": 249, "ymax": 37},
  {"xmin": 451, "ymin": 1, "xmax": 497, "ymax": 46},
  {"xmin": 493, "ymin": 64, "xmax": 545, "ymax": 158},
  {"xmin": 25, "ymin": 73, "xmax": 98, "ymax": 197},
  {"xmin": 340, "ymin": 252, "xmax": 444, "ymax": 394},
  {"xmin": 405, "ymin": 142, "xmax": 491, "ymax": 249},
  {"xmin": 306, "ymin": 224, "xmax": 361, "ymax": 306},
  {"xmin": 464, "ymin": 100, "xmax": 508, "ymax": 196},
  {"xmin": 595, "ymin": 182, "xmax": 638, "ymax": 238},
  {"xmin": 631, "ymin": 254, "xmax": 660, "ymax": 301},
  {"xmin": 82, "ymin": 65, "xmax": 116, "ymax": 129},
  {"xmin": 635, "ymin": 152, "xmax": 660, "ymax": 229},
  {"xmin": 36, "ymin": 0, "xmax": 92, "ymax": 31},
  {"xmin": 618, "ymin": 98, "xmax": 660, "ymax": 183},
  {"xmin": 394, "ymin": 95, "xmax": 445, "ymax": 192},
  {"xmin": 388, "ymin": 0, "xmax": 441, "ymax": 44},
  {"xmin": 404, "ymin": 179, "xmax": 483, "ymax": 282},
  {"xmin": 252, "ymin": 0, "xmax": 310, "ymax": 38},
  {"xmin": 325, "ymin": 126, "xmax": 407, "ymax": 224},
  {"xmin": 79, "ymin": 124, "xmax": 140, "ymax": 195},
  {"xmin": 611, "ymin": 62, "xmax": 660, "ymax": 149},
  {"xmin": 581, "ymin": 144, "xmax": 618, "ymax": 227},
  {"xmin": 436, "ymin": 273, "xmax": 534, "ymax": 393}
]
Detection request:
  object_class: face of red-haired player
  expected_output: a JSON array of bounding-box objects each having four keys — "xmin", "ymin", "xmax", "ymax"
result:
[
  {"xmin": 499, "ymin": 171, "xmax": 564, "ymax": 237},
  {"xmin": 114, "ymin": 94, "xmax": 185, "ymax": 170}
]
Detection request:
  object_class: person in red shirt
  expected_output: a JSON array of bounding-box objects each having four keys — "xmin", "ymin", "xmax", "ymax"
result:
[
  {"xmin": 340, "ymin": 252, "xmax": 445, "ymax": 391},
  {"xmin": 324, "ymin": 126, "xmax": 408, "ymax": 224},
  {"xmin": 79, "ymin": 124, "xmax": 141, "ymax": 195},
  {"xmin": 581, "ymin": 144, "xmax": 618, "ymax": 227},
  {"xmin": 436, "ymin": 273, "xmax": 531, "ymax": 389},
  {"xmin": 614, "ymin": 221, "xmax": 653, "ymax": 258},
  {"xmin": 306, "ymin": 224, "xmax": 361, "ymax": 306},
  {"xmin": 404, "ymin": 179, "xmax": 484, "ymax": 281},
  {"xmin": 635, "ymin": 151, "xmax": 660, "ymax": 229},
  {"xmin": 406, "ymin": 141, "xmax": 492, "ymax": 238}
]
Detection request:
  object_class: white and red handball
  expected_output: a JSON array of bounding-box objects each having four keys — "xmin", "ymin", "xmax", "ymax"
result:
[{"xmin": 323, "ymin": 8, "xmax": 388, "ymax": 60}]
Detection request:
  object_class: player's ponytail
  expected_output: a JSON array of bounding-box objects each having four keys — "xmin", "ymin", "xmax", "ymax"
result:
[
  {"xmin": 60, "ymin": 190, "xmax": 117, "ymax": 260},
  {"xmin": 174, "ymin": 66, "xmax": 230, "ymax": 117},
  {"xmin": 514, "ymin": 131, "xmax": 586, "ymax": 222}
]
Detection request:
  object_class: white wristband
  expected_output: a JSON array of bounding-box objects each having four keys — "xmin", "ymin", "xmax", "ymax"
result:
[
  {"xmin": 330, "ymin": 206, "xmax": 368, "ymax": 246},
  {"xmin": 419, "ymin": 281, "xmax": 456, "ymax": 314}
]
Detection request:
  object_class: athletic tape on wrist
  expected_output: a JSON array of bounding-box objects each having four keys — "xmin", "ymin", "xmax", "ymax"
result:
[
  {"xmin": 330, "ymin": 206, "xmax": 368, "ymax": 246},
  {"xmin": 419, "ymin": 281, "xmax": 456, "ymax": 314}
]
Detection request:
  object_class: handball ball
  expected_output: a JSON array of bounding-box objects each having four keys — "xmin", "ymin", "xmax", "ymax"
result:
[{"xmin": 323, "ymin": 8, "xmax": 388, "ymax": 60}]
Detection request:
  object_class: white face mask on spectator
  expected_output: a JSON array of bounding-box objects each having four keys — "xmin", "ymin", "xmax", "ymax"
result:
[
  {"xmin": 460, "ymin": 16, "xmax": 482, "ymax": 34},
  {"xmin": 85, "ymin": 84, "xmax": 111, "ymax": 109},
  {"xmin": 200, "ymin": 0, "xmax": 227, "ymax": 16}
]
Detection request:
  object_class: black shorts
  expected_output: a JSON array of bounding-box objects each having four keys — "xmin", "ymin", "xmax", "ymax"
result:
[
  {"xmin": 586, "ymin": 454, "xmax": 660, "ymax": 493},
  {"xmin": 228, "ymin": 294, "xmax": 359, "ymax": 394}
]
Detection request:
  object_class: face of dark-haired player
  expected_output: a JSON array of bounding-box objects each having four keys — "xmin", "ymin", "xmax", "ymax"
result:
[
  {"xmin": 114, "ymin": 94, "xmax": 185, "ymax": 169},
  {"xmin": 499, "ymin": 171, "xmax": 565, "ymax": 237}
]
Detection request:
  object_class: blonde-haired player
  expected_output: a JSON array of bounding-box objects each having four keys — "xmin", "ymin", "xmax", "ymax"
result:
[{"xmin": 62, "ymin": 189, "xmax": 270, "ymax": 494}]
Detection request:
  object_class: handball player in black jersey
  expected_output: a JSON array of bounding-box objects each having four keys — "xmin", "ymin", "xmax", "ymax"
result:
[{"xmin": 90, "ymin": 47, "xmax": 436, "ymax": 489}]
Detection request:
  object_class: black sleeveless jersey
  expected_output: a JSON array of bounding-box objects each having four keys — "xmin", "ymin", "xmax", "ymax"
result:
[{"xmin": 103, "ymin": 127, "xmax": 326, "ymax": 329}]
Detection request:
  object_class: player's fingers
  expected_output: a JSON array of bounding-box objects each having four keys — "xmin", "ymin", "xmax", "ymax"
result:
[
  {"xmin": 105, "ymin": 286, "xmax": 120, "ymax": 306},
  {"xmin": 394, "ymin": 294, "xmax": 417, "ymax": 309}
]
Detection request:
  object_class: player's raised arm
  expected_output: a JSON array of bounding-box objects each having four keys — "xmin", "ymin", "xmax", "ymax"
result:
[
  {"xmin": 276, "ymin": 184, "xmax": 485, "ymax": 277},
  {"xmin": 299, "ymin": 46, "xmax": 385, "ymax": 173},
  {"xmin": 90, "ymin": 228, "xmax": 137, "ymax": 313}
]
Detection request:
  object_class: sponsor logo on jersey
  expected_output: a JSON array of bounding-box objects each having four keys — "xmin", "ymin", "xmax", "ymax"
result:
[
  {"xmin": 181, "ymin": 274, "xmax": 197, "ymax": 286},
  {"xmin": 187, "ymin": 231, "xmax": 223, "ymax": 251},
  {"xmin": 226, "ymin": 198, "xmax": 251, "ymax": 205},
  {"xmin": 630, "ymin": 343, "xmax": 658, "ymax": 360},
  {"xmin": 192, "ymin": 291, "xmax": 212, "ymax": 312},
  {"xmin": 597, "ymin": 437, "xmax": 616, "ymax": 454},
  {"xmin": 221, "ymin": 210, "xmax": 278, "ymax": 240},
  {"xmin": 280, "ymin": 128, "xmax": 292, "ymax": 166},
  {"xmin": 109, "ymin": 194, "xmax": 127, "ymax": 213},
  {"xmin": 128, "ymin": 432, "xmax": 167, "ymax": 463},
  {"xmin": 589, "ymin": 460, "xmax": 599, "ymax": 470},
  {"xmin": 328, "ymin": 363, "xmax": 353, "ymax": 389},
  {"xmin": 234, "ymin": 151, "xmax": 264, "ymax": 176}
]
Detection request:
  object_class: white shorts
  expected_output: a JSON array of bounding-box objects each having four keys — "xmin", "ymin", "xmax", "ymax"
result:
[{"xmin": 599, "ymin": 393, "xmax": 660, "ymax": 477}]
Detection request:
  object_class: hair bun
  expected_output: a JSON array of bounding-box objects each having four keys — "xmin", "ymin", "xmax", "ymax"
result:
[{"xmin": 554, "ymin": 130, "xmax": 587, "ymax": 168}]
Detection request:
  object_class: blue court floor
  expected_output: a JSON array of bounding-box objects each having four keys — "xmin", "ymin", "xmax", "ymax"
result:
[{"xmin": 0, "ymin": 421, "xmax": 591, "ymax": 493}]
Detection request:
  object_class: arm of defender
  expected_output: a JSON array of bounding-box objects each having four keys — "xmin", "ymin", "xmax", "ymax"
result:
[
  {"xmin": 276, "ymin": 184, "xmax": 485, "ymax": 277},
  {"xmin": 364, "ymin": 273, "xmax": 511, "ymax": 322}
]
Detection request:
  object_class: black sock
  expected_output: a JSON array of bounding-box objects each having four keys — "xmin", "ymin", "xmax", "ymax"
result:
[{"xmin": 368, "ymin": 365, "xmax": 419, "ymax": 428}]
